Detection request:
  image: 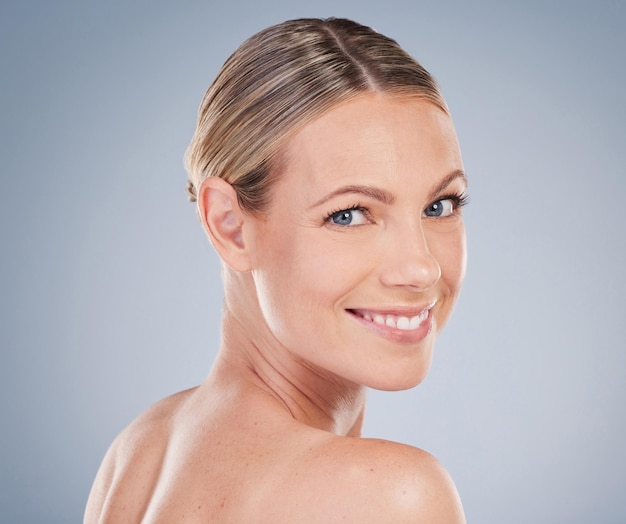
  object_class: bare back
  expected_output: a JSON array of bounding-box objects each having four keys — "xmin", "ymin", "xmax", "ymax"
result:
[{"xmin": 85, "ymin": 383, "xmax": 465, "ymax": 523}]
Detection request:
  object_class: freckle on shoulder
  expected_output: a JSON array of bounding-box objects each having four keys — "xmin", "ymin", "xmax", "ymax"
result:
[
  {"xmin": 307, "ymin": 437, "xmax": 466, "ymax": 523},
  {"xmin": 367, "ymin": 439, "xmax": 465, "ymax": 523}
]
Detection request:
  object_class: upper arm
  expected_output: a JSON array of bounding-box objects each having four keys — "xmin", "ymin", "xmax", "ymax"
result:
[
  {"xmin": 83, "ymin": 408, "xmax": 170, "ymax": 524},
  {"xmin": 84, "ymin": 439, "xmax": 119, "ymax": 524}
]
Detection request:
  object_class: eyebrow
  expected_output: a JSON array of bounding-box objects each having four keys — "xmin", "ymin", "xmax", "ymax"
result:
[
  {"xmin": 427, "ymin": 170, "xmax": 467, "ymax": 201},
  {"xmin": 309, "ymin": 170, "xmax": 467, "ymax": 209},
  {"xmin": 309, "ymin": 185, "xmax": 395, "ymax": 209}
]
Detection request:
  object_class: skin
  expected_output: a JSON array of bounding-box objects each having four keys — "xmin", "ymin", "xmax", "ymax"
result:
[{"xmin": 85, "ymin": 93, "xmax": 467, "ymax": 523}]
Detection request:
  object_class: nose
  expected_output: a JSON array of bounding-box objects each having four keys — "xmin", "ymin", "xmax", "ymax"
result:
[{"xmin": 378, "ymin": 225, "xmax": 441, "ymax": 291}]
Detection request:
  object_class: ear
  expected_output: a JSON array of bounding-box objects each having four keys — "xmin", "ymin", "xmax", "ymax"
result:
[{"xmin": 197, "ymin": 176, "xmax": 253, "ymax": 272}]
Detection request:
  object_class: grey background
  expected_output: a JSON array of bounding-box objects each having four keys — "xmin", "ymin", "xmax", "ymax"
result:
[{"xmin": 1, "ymin": 1, "xmax": 625, "ymax": 522}]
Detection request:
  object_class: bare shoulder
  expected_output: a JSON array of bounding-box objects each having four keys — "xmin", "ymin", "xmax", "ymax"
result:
[
  {"xmin": 268, "ymin": 436, "xmax": 466, "ymax": 524},
  {"xmin": 83, "ymin": 388, "xmax": 195, "ymax": 524},
  {"xmin": 354, "ymin": 438, "xmax": 466, "ymax": 523}
]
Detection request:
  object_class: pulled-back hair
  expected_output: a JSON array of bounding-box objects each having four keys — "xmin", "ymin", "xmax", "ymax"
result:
[{"xmin": 185, "ymin": 17, "xmax": 447, "ymax": 212}]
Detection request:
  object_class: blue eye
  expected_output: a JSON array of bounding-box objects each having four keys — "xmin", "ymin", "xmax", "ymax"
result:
[
  {"xmin": 327, "ymin": 207, "xmax": 369, "ymax": 226},
  {"xmin": 424, "ymin": 193, "xmax": 469, "ymax": 217},
  {"xmin": 424, "ymin": 199, "xmax": 454, "ymax": 217}
]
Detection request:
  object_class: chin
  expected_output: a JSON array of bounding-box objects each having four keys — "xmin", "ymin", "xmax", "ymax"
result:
[{"xmin": 365, "ymin": 357, "xmax": 433, "ymax": 392}]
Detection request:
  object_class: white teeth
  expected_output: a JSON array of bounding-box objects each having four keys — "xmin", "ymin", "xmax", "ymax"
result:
[
  {"xmin": 362, "ymin": 309, "xmax": 430, "ymax": 331},
  {"xmin": 396, "ymin": 316, "xmax": 410, "ymax": 330}
]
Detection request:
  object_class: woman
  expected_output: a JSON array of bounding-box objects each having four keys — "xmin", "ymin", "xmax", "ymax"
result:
[{"xmin": 85, "ymin": 17, "xmax": 468, "ymax": 523}]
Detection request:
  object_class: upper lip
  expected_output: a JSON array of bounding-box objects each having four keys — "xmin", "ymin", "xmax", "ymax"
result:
[{"xmin": 347, "ymin": 301, "xmax": 437, "ymax": 318}]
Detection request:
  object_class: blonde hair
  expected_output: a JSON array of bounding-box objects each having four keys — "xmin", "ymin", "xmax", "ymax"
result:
[{"xmin": 185, "ymin": 17, "xmax": 448, "ymax": 212}]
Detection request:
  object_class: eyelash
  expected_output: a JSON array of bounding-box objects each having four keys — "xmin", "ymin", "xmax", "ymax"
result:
[
  {"xmin": 323, "ymin": 192, "xmax": 470, "ymax": 224},
  {"xmin": 436, "ymin": 192, "xmax": 471, "ymax": 212},
  {"xmin": 323, "ymin": 203, "xmax": 370, "ymax": 223}
]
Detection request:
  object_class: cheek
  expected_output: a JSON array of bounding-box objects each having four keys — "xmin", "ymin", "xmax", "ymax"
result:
[{"xmin": 251, "ymin": 231, "xmax": 355, "ymax": 343}]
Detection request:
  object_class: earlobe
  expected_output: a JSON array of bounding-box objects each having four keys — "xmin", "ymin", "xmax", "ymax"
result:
[{"xmin": 197, "ymin": 177, "xmax": 252, "ymax": 272}]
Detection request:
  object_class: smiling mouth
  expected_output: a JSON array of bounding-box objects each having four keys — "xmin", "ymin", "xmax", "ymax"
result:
[{"xmin": 348, "ymin": 306, "xmax": 432, "ymax": 332}]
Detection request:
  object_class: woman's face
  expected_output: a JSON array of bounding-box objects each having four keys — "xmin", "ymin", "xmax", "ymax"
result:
[{"xmin": 247, "ymin": 94, "xmax": 467, "ymax": 391}]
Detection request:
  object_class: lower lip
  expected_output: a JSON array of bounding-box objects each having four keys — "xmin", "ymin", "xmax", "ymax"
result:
[{"xmin": 347, "ymin": 309, "xmax": 434, "ymax": 345}]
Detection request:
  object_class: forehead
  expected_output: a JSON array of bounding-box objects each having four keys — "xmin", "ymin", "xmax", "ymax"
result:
[{"xmin": 279, "ymin": 93, "xmax": 462, "ymax": 193}]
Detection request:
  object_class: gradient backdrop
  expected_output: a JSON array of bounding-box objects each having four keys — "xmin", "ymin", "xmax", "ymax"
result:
[{"xmin": 1, "ymin": 1, "xmax": 625, "ymax": 522}]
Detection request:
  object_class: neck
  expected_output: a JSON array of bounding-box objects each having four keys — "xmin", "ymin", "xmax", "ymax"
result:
[{"xmin": 211, "ymin": 298, "xmax": 367, "ymax": 437}]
